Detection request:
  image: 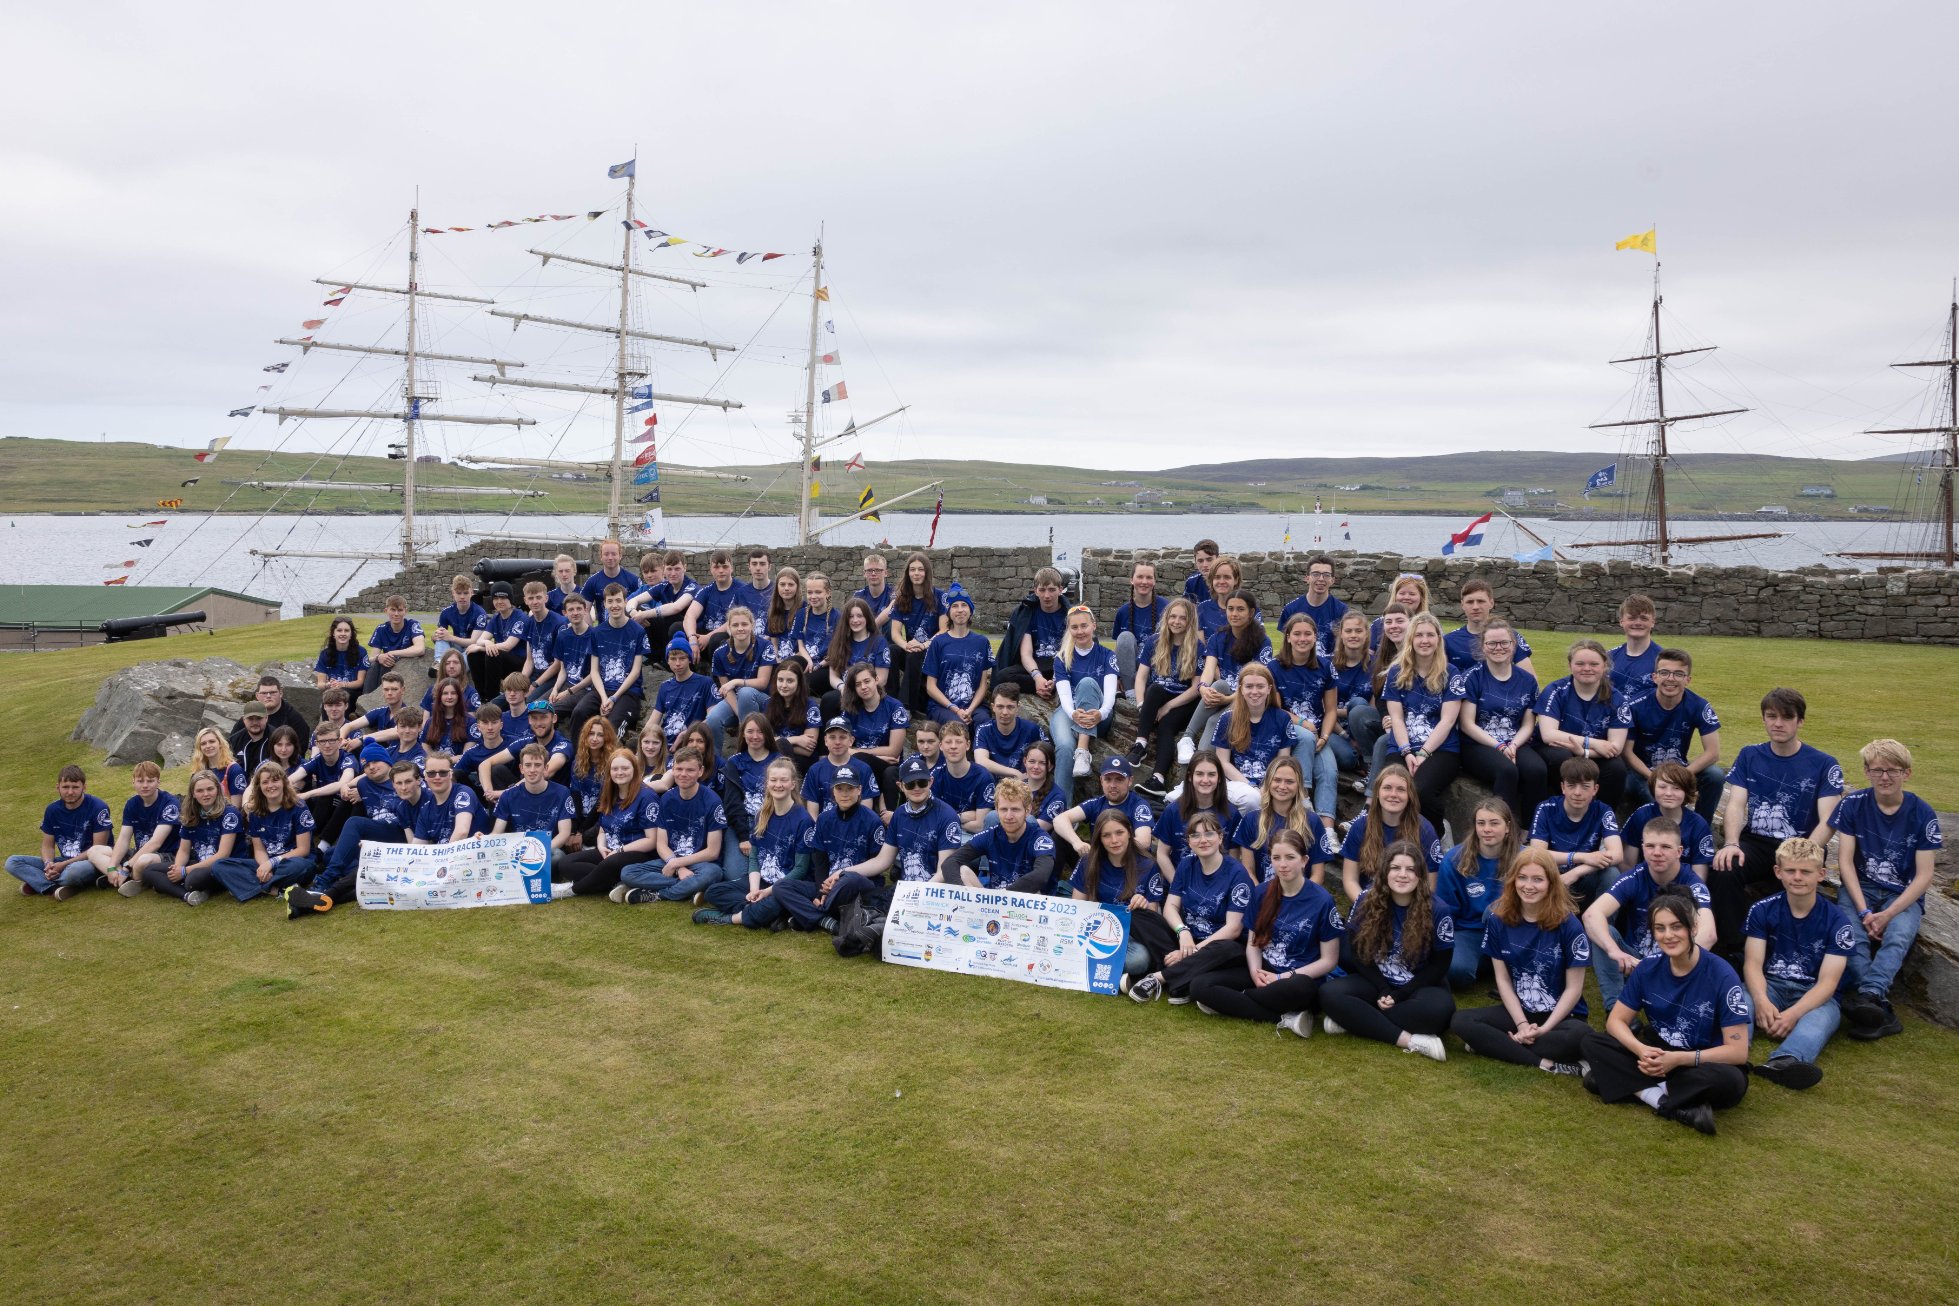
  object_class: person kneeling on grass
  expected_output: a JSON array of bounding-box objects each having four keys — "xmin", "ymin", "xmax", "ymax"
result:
[
  {"xmin": 1742, "ymin": 837, "xmax": 1855, "ymax": 1091},
  {"xmin": 91, "ymin": 760, "xmax": 181, "ymax": 897},
  {"xmin": 1187, "ymin": 828, "xmax": 1344, "ymax": 1035},
  {"xmin": 1449, "ymin": 848, "xmax": 1592, "ymax": 1077},
  {"xmin": 1318, "ymin": 841, "xmax": 1457, "ymax": 1062},
  {"xmin": 615, "ymin": 746, "xmax": 727, "ymax": 905},
  {"xmin": 7, "ymin": 764, "xmax": 113, "ymax": 901},
  {"xmin": 1581, "ymin": 891, "xmax": 1751, "ymax": 1135},
  {"xmin": 1127, "ymin": 812, "xmax": 1256, "ymax": 1005},
  {"xmin": 696, "ymin": 758, "xmax": 814, "ymax": 930}
]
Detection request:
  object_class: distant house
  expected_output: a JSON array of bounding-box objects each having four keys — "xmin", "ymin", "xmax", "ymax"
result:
[
  {"xmin": 1851, "ymin": 504, "xmax": 1896, "ymax": 514},
  {"xmin": 1249, "ymin": 481, "xmax": 1268, "ymax": 487},
  {"xmin": 1026, "ymin": 495, "xmax": 1049, "ymax": 506},
  {"xmin": 1086, "ymin": 497, "xmax": 1106, "ymax": 506},
  {"xmin": 416, "ymin": 454, "xmax": 443, "ymax": 464},
  {"xmin": 1528, "ymin": 487, "xmax": 1555, "ymax": 495},
  {"xmin": 0, "ymin": 584, "xmax": 281, "ymax": 652},
  {"xmin": 1757, "ymin": 505, "xmax": 1790, "ymax": 516},
  {"xmin": 1133, "ymin": 489, "xmax": 1167, "ymax": 504},
  {"xmin": 1799, "ymin": 485, "xmax": 1836, "ymax": 498},
  {"xmin": 1500, "ymin": 490, "xmax": 1529, "ymax": 508}
]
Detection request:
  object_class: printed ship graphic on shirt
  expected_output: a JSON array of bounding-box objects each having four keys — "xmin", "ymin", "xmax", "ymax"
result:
[{"xmin": 942, "ymin": 669, "xmax": 977, "ymax": 708}]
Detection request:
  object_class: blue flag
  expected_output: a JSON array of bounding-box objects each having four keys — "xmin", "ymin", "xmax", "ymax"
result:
[
  {"xmin": 608, "ymin": 159, "xmax": 636, "ymax": 179},
  {"xmin": 227, "ymin": 406, "xmax": 253, "ymax": 417},
  {"xmin": 1584, "ymin": 463, "xmax": 1615, "ymax": 498},
  {"xmin": 1513, "ymin": 544, "xmax": 1554, "ymax": 563},
  {"xmin": 633, "ymin": 465, "xmax": 658, "ymax": 485},
  {"xmin": 627, "ymin": 399, "xmax": 653, "ymax": 413},
  {"xmin": 629, "ymin": 384, "xmax": 652, "ymax": 400}
]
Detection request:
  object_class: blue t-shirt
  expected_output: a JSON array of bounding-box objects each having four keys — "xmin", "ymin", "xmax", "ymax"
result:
[
  {"xmin": 961, "ymin": 823, "xmax": 1056, "ymax": 889},
  {"xmin": 581, "ymin": 567, "xmax": 640, "ymax": 604},
  {"xmin": 1033, "ymin": 784, "xmax": 1069, "ymax": 831},
  {"xmin": 1727, "ymin": 742, "xmax": 1845, "ymax": 841},
  {"xmin": 1434, "ymin": 850, "xmax": 1504, "ymax": 932},
  {"xmin": 1618, "ymin": 948, "xmax": 1751, "ymax": 1050},
  {"xmin": 1616, "ymin": 690, "xmax": 1721, "ymax": 768},
  {"xmin": 544, "ymin": 584, "xmax": 579, "ymax": 614},
  {"xmin": 712, "ymin": 639, "xmax": 773, "ymax": 689},
  {"xmin": 246, "ymin": 803, "xmax": 314, "ymax": 858},
  {"xmin": 653, "ymin": 673, "xmax": 716, "ymax": 744},
  {"xmin": 1183, "ymin": 571, "xmax": 1211, "ymax": 605},
  {"xmin": 737, "ymin": 579, "xmax": 773, "ymax": 615},
  {"xmin": 591, "ymin": 620, "xmax": 652, "ymax": 696},
  {"xmin": 1168, "ymin": 856, "xmax": 1258, "ymax": 942},
  {"xmin": 931, "ymin": 761, "xmax": 996, "ymax": 815},
  {"xmin": 1533, "ymin": 677, "xmax": 1618, "ymax": 742},
  {"xmin": 1153, "ymin": 801, "xmax": 1239, "ymax": 868},
  {"xmin": 790, "ymin": 605, "xmax": 839, "ymax": 656},
  {"xmin": 493, "ymin": 781, "xmax": 575, "ymax": 834},
  {"xmin": 1610, "ymin": 642, "xmax": 1660, "ymax": 699},
  {"xmin": 1232, "ymin": 808, "xmax": 1339, "ymax": 880},
  {"xmin": 1449, "ymin": 665, "xmax": 1538, "ymax": 748},
  {"xmin": 1605, "ymin": 865, "xmax": 1712, "ymax": 958},
  {"xmin": 974, "ymin": 716, "xmax": 1043, "ymax": 770},
  {"xmin": 1338, "ymin": 813, "xmax": 1445, "ymax": 873},
  {"xmin": 40, "ymin": 795, "xmax": 113, "ymax": 859},
  {"xmin": 1079, "ymin": 792, "xmax": 1157, "ymax": 840},
  {"xmin": 179, "ymin": 805, "xmax": 244, "ymax": 863},
  {"xmin": 596, "ymin": 788, "xmax": 662, "ymax": 851},
  {"xmin": 1201, "ymin": 629, "xmax": 1271, "ymax": 692},
  {"xmin": 846, "ymin": 696, "xmax": 911, "ymax": 750},
  {"xmin": 813, "ymin": 802, "xmax": 886, "ymax": 871},
  {"xmin": 724, "ymin": 750, "xmax": 780, "ymax": 828},
  {"xmin": 802, "ymin": 756, "xmax": 882, "ymax": 815},
  {"xmin": 352, "ymin": 775, "xmax": 402, "ymax": 822},
  {"xmin": 886, "ymin": 799, "xmax": 965, "ymax": 882},
  {"xmin": 1027, "ymin": 604, "xmax": 1067, "ymax": 661},
  {"xmin": 1529, "ymin": 798, "xmax": 1621, "ymax": 854},
  {"xmin": 121, "ymin": 791, "xmax": 182, "ymax": 856},
  {"xmin": 1483, "ymin": 913, "xmax": 1591, "ymax": 1019},
  {"xmin": 1208, "ymin": 708, "xmax": 1295, "ymax": 784},
  {"xmin": 1270, "ymin": 659, "xmax": 1332, "ymax": 729},
  {"xmin": 295, "ymin": 753, "xmax": 355, "ymax": 794},
  {"xmin": 1194, "ymin": 599, "xmax": 1235, "ymax": 639},
  {"xmin": 841, "ymin": 633, "xmax": 892, "ymax": 672},
  {"xmin": 1443, "ymin": 625, "xmax": 1533, "ymax": 672},
  {"xmin": 1746, "ymin": 892, "xmax": 1856, "ymax": 991},
  {"xmin": 418, "ymin": 685, "xmax": 484, "ymax": 715},
  {"xmin": 854, "ymin": 583, "xmax": 896, "ymax": 617},
  {"xmin": 360, "ymin": 704, "xmax": 398, "ymax": 735},
  {"xmin": 1345, "ymin": 893, "xmax": 1456, "ymax": 987},
  {"xmin": 922, "ymin": 632, "xmax": 994, "ymax": 710},
  {"xmin": 1070, "ymin": 856, "xmax": 1169, "ymax": 908},
  {"xmin": 314, "ymin": 645, "xmax": 369, "ymax": 681},
  {"xmin": 1329, "ymin": 660, "xmax": 1373, "ymax": 709},
  {"xmin": 1829, "ymin": 789, "xmax": 1943, "ymax": 894},
  {"xmin": 565, "ymin": 759, "xmax": 605, "ymax": 814},
  {"xmin": 655, "ymin": 785, "xmax": 727, "ymax": 860},
  {"xmin": 690, "ymin": 581, "xmax": 747, "ymax": 634},
  {"xmin": 219, "ymin": 762, "xmax": 249, "ymax": 800},
  {"xmin": 485, "ymin": 607, "xmax": 530, "ymax": 652},
  {"xmin": 773, "ymin": 699, "xmax": 824, "ymax": 754},
  {"xmin": 1382, "ymin": 673, "xmax": 1458, "ymax": 754},
  {"xmin": 437, "ymin": 601, "xmax": 489, "ymax": 641},
  {"xmin": 747, "ymin": 806, "xmax": 816, "ymax": 885},
  {"xmin": 411, "ymin": 785, "xmax": 479, "ymax": 843},
  {"xmin": 551, "ymin": 622, "xmax": 598, "ymax": 688},
  {"xmin": 522, "ymin": 610, "xmax": 567, "ymax": 679},
  {"xmin": 1622, "ymin": 804, "xmax": 1717, "ymax": 868},
  {"xmin": 1248, "ymin": 878, "xmax": 1344, "ymax": 972},
  {"xmin": 1113, "ymin": 596, "xmax": 1170, "ymax": 666},
  {"xmin": 369, "ymin": 616, "xmax": 425, "ymax": 654},
  {"xmin": 1278, "ymin": 594, "xmax": 1348, "ymax": 657},
  {"xmin": 888, "ymin": 588, "xmax": 947, "ymax": 643}
]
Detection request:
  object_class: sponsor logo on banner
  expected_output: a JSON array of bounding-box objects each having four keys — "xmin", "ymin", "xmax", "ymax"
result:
[
  {"xmin": 355, "ymin": 831, "xmax": 556, "ymax": 910},
  {"xmin": 881, "ymin": 882, "xmax": 1131, "ymax": 995}
]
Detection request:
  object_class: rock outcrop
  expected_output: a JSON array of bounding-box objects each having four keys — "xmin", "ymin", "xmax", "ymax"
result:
[{"xmin": 72, "ymin": 658, "xmax": 321, "ymax": 766}]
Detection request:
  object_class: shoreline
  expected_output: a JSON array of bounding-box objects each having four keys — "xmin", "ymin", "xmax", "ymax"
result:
[{"xmin": 9, "ymin": 507, "xmax": 1858, "ymax": 524}]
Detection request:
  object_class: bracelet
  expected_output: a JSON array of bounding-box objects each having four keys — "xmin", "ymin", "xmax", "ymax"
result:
[
  {"xmin": 1695, "ymin": 1050, "xmax": 1702, "ymax": 1067},
  {"xmin": 1860, "ymin": 908, "xmax": 1874, "ymax": 919}
]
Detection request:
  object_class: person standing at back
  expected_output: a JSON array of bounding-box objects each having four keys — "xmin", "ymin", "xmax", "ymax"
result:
[
  {"xmin": 1183, "ymin": 539, "xmax": 1219, "ymax": 606},
  {"xmin": 580, "ymin": 538, "xmax": 639, "ymax": 606},
  {"xmin": 1112, "ymin": 560, "xmax": 1169, "ymax": 702},
  {"xmin": 1279, "ymin": 554, "xmax": 1348, "ymax": 660}
]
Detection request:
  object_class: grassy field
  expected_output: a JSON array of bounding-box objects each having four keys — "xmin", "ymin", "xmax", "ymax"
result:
[
  {"xmin": 4, "ymin": 620, "xmax": 1959, "ymax": 1303},
  {"xmin": 0, "ymin": 435, "xmax": 1934, "ymax": 520}
]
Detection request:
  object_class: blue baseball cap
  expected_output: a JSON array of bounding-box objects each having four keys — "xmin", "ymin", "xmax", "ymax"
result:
[
  {"xmin": 1100, "ymin": 756, "xmax": 1133, "ymax": 777},
  {"xmin": 898, "ymin": 755, "xmax": 934, "ymax": 785},
  {"xmin": 823, "ymin": 715, "xmax": 852, "ymax": 735},
  {"xmin": 830, "ymin": 764, "xmax": 863, "ymax": 789}
]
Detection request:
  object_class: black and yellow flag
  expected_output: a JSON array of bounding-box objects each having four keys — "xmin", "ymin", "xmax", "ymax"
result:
[{"xmin": 858, "ymin": 485, "xmax": 880, "ymax": 523}]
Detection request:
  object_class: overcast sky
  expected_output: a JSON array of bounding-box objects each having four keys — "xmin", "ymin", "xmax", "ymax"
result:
[{"xmin": 6, "ymin": 1, "xmax": 1958, "ymax": 477}]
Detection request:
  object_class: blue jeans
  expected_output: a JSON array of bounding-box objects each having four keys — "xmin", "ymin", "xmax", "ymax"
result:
[
  {"xmin": 315, "ymin": 817, "xmax": 406, "ymax": 891},
  {"xmin": 212, "ymin": 855, "xmax": 315, "ymax": 903},
  {"xmin": 1592, "ymin": 923, "xmax": 1639, "ymax": 1012},
  {"xmin": 1764, "ymin": 976, "xmax": 1839, "ymax": 1064},
  {"xmin": 704, "ymin": 686, "xmax": 769, "ymax": 738},
  {"xmin": 774, "ymin": 870, "xmax": 882, "ymax": 927},
  {"xmin": 705, "ymin": 876, "xmax": 789, "ymax": 928},
  {"xmin": 1448, "ymin": 924, "xmax": 1488, "ymax": 990},
  {"xmin": 1124, "ymin": 940, "xmax": 1150, "ymax": 978},
  {"xmin": 1341, "ymin": 699, "xmax": 1383, "ymax": 771},
  {"xmin": 1842, "ymin": 882, "xmax": 1923, "ymax": 1002},
  {"xmin": 1293, "ymin": 728, "xmax": 1339, "ymax": 817},
  {"xmin": 1626, "ymin": 762, "xmax": 1726, "ymax": 822},
  {"xmin": 620, "ymin": 855, "xmax": 730, "ymax": 900},
  {"xmin": 6, "ymin": 855, "xmax": 98, "ymax": 895},
  {"xmin": 1050, "ymin": 678, "xmax": 1110, "ymax": 782}
]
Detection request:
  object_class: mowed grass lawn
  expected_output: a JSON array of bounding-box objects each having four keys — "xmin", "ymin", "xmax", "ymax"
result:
[{"xmin": 4, "ymin": 619, "xmax": 1959, "ymax": 1304}]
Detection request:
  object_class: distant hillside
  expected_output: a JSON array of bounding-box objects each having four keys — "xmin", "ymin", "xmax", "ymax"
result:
[{"xmin": 0, "ymin": 436, "xmax": 1930, "ymax": 519}]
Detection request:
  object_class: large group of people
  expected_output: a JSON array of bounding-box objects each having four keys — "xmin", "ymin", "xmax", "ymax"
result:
[{"xmin": 9, "ymin": 540, "xmax": 1943, "ymax": 1134}]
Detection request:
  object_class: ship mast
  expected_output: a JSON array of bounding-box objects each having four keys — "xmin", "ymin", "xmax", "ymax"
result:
[
  {"xmin": 1573, "ymin": 263, "xmax": 1777, "ymax": 565},
  {"xmin": 607, "ymin": 165, "xmax": 635, "ymax": 540},
  {"xmin": 1838, "ymin": 287, "xmax": 1959, "ymax": 568},
  {"xmin": 797, "ymin": 236, "xmax": 824, "ymax": 543}
]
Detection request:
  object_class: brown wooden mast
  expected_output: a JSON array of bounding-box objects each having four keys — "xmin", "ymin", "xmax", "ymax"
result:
[{"xmin": 1836, "ymin": 289, "xmax": 1959, "ymax": 567}]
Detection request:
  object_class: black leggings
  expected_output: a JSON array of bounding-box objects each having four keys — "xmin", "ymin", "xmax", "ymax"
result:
[
  {"xmin": 1188, "ymin": 964, "xmax": 1326, "ymax": 1022},
  {"xmin": 1458, "ymin": 741, "xmax": 1550, "ymax": 827},
  {"xmin": 895, "ymin": 646, "xmax": 930, "ymax": 715},
  {"xmin": 1159, "ymin": 939, "xmax": 1246, "ymax": 998},
  {"xmin": 553, "ymin": 847, "xmax": 647, "ymax": 896},
  {"xmin": 1450, "ymin": 1005, "xmax": 1591, "ymax": 1067},
  {"xmin": 469, "ymin": 648, "xmax": 525, "ymax": 700},
  {"xmin": 1530, "ymin": 744, "xmax": 1627, "ymax": 808},
  {"xmin": 1320, "ymin": 974, "xmax": 1456, "ymax": 1045},
  {"xmin": 141, "ymin": 864, "xmax": 209, "ymax": 900},
  {"xmin": 991, "ymin": 655, "xmax": 1054, "ymax": 701},
  {"xmin": 1409, "ymin": 750, "xmax": 1462, "ymax": 824},
  {"xmin": 1709, "ymin": 832, "xmax": 1784, "ymax": 960},
  {"xmin": 1138, "ymin": 684, "xmax": 1198, "ymax": 779},
  {"xmin": 1581, "ymin": 1030, "xmax": 1749, "ymax": 1111}
]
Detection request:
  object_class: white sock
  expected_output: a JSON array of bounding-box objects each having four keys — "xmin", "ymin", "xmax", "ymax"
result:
[{"xmin": 1635, "ymin": 1086, "xmax": 1667, "ymax": 1111}]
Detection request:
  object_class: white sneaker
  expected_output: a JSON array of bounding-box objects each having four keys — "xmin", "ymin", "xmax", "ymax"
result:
[
  {"xmin": 1404, "ymin": 1034, "xmax": 1447, "ymax": 1062},
  {"xmin": 1195, "ymin": 1002, "xmax": 1219, "ymax": 1016},
  {"xmin": 1176, "ymin": 736, "xmax": 1195, "ymax": 766},
  {"xmin": 551, "ymin": 881, "xmax": 574, "ymax": 900},
  {"xmin": 1322, "ymin": 1016, "xmax": 1346, "ymax": 1036},
  {"xmin": 1073, "ymin": 748, "xmax": 1092, "ymax": 778},
  {"xmin": 607, "ymin": 883, "xmax": 630, "ymax": 904},
  {"xmin": 1277, "ymin": 1011, "xmax": 1313, "ymax": 1039},
  {"xmin": 1167, "ymin": 993, "xmax": 1194, "ymax": 1006},
  {"xmin": 183, "ymin": 890, "xmax": 208, "ymax": 906}
]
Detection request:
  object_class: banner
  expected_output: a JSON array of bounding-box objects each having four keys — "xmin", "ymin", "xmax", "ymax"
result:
[
  {"xmin": 355, "ymin": 831, "xmax": 553, "ymax": 910},
  {"xmin": 880, "ymin": 882, "xmax": 1130, "ymax": 996}
]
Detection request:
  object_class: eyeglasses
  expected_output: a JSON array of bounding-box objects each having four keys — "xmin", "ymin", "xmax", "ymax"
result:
[
  {"xmin": 1653, "ymin": 670, "xmax": 1688, "ymax": 679},
  {"xmin": 1865, "ymin": 767, "xmax": 1905, "ymax": 777},
  {"xmin": 424, "ymin": 770, "xmax": 452, "ymax": 778}
]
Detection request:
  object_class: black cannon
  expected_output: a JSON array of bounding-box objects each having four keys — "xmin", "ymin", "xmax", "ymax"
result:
[
  {"xmin": 99, "ymin": 611, "xmax": 207, "ymax": 643},
  {"xmin": 472, "ymin": 557, "xmax": 586, "ymax": 589}
]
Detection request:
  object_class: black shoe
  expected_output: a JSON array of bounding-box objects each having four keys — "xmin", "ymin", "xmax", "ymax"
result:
[
  {"xmin": 1753, "ymin": 1055, "xmax": 1823, "ymax": 1090},
  {"xmin": 1845, "ymin": 992, "xmax": 1887, "ymax": 1033},
  {"xmin": 835, "ymin": 899, "xmax": 867, "ymax": 940},
  {"xmin": 1134, "ymin": 772, "xmax": 1169, "ymax": 800},
  {"xmin": 283, "ymin": 884, "xmax": 332, "ymax": 919},
  {"xmin": 1125, "ymin": 738, "xmax": 1150, "ymax": 767},
  {"xmin": 1581, "ymin": 1069, "xmax": 1600, "ymax": 1096},
  {"xmin": 1849, "ymin": 1007, "xmax": 1904, "ymax": 1041},
  {"xmin": 1660, "ymin": 1101, "xmax": 1717, "ymax": 1135}
]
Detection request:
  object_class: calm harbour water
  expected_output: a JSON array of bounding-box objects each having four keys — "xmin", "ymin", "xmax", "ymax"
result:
[{"xmin": 0, "ymin": 510, "xmax": 1929, "ymax": 617}]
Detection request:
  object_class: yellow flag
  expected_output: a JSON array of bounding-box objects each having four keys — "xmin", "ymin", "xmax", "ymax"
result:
[
  {"xmin": 1615, "ymin": 228, "xmax": 1657, "ymax": 255},
  {"xmin": 809, "ymin": 479, "xmax": 822, "ymax": 499},
  {"xmin": 814, "ymin": 286, "xmax": 830, "ymax": 302}
]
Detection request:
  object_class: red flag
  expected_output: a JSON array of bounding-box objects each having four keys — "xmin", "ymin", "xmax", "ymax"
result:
[
  {"xmin": 643, "ymin": 413, "xmax": 657, "ymax": 426},
  {"xmin": 103, "ymin": 576, "xmax": 128, "ymax": 586},
  {"xmin": 927, "ymin": 490, "xmax": 944, "ymax": 547},
  {"xmin": 844, "ymin": 451, "xmax": 864, "ymax": 472},
  {"xmin": 633, "ymin": 446, "xmax": 657, "ymax": 466},
  {"xmin": 301, "ymin": 318, "xmax": 326, "ymax": 330},
  {"xmin": 321, "ymin": 296, "xmax": 345, "ymax": 306},
  {"xmin": 329, "ymin": 286, "xmax": 351, "ymax": 295}
]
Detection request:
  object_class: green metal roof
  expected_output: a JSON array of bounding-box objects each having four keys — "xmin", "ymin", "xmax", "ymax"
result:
[{"xmin": 0, "ymin": 584, "xmax": 281, "ymax": 629}]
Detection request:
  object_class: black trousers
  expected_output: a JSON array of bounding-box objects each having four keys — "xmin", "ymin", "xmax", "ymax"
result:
[
  {"xmin": 1581, "ymin": 1029, "xmax": 1749, "ymax": 1110},
  {"xmin": 992, "ymin": 654, "xmax": 1055, "ymax": 700},
  {"xmin": 1530, "ymin": 744, "xmax": 1627, "ymax": 808},
  {"xmin": 1138, "ymin": 684, "xmax": 1198, "ymax": 780},
  {"xmin": 1407, "ymin": 750, "xmax": 1462, "ymax": 825},
  {"xmin": 1710, "ymin": 832, "xmax": 1785, "ymax": 961},
  {"xmin": 468, "ymin": 648, "xmax": 525, "ymax": 700},
  {"xmin": 1450, "ymin": 1005, "xmax": 1591, "ymax": 1067},
  {"xmin": 1188, "ymin": 965, "xmax": 1326, "ymax": 1022},
  {"xmin": 1320, "ymin": 974, "xmax": 1456, "ymax": 1045},
  {"xmin": 895, "ymin": 646, "xmax": 931, "ymax": 715},
  {"xmin": 1458, "ymin": 741, "xmax": 1551, "ymax": 827},
  {"xmin": 1159, "ymin": 940, "xmax": 1246, "ymax": 998},
  {"xmin": 554, "ymin": 847, "xmax": 646, "ymax": 897},
  {"xmin": 310, "ymin": 796, "xmax": 358, "ymax": 849}
]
